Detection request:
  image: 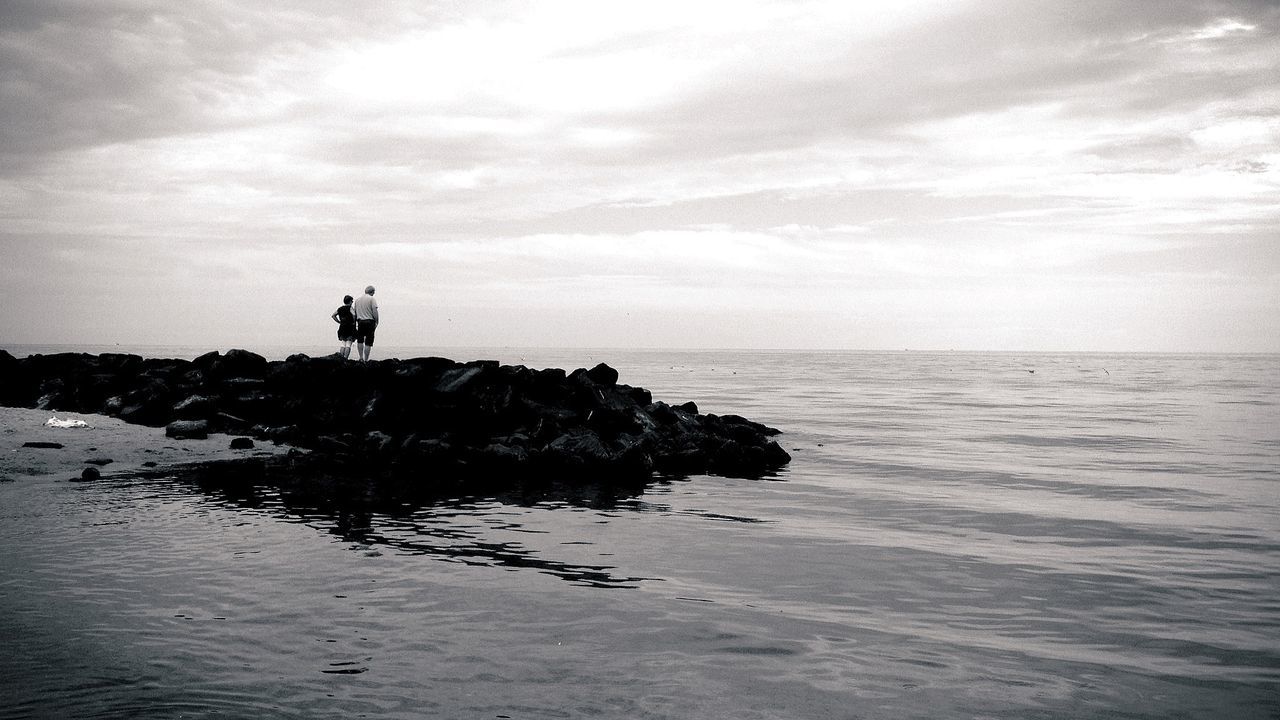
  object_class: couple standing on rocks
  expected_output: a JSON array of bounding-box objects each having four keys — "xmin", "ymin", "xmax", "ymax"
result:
[{"xmin": 331, "ymin": 285, "xmax": 379, "ymax": 361}]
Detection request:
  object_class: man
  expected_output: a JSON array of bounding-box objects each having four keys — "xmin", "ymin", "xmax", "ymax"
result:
[{"xmin": 352, "ymin": 285, "xmax": 379, "ymax": 362}]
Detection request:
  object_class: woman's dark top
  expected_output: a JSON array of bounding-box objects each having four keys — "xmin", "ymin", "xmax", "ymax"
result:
[{"xmin": 335, "ymin": 305, "xmax": 356, "ymax": 340}]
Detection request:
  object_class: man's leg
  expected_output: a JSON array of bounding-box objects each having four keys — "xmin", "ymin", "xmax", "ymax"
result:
[{"xmin": 361, "ymin": 321, "xmax": 375, "ymax": 361}]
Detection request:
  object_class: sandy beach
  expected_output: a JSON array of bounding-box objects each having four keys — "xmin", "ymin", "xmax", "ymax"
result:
[{"xmin": 0, "ymin": 406, "xmax": 291, "ymax": 482}]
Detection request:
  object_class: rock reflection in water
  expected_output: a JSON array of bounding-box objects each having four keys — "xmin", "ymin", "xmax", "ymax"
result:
[{"xmin": 136, "ymin": 457, "xmax": 663, "ymax": 589}]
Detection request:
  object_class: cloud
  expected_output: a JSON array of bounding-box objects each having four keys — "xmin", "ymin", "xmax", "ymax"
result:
[{"xmin": 0, "ymin": 0, "xmax": 1277, "ymax": 350}]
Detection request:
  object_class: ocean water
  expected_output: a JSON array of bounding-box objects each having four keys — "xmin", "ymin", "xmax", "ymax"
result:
[{"xmin": 0, "ymin": 348, "xmax": 1277, "ymax": 719}]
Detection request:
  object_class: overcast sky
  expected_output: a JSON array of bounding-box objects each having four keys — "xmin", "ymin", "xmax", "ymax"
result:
[{"xmin": 2, "ymin": 0, "xmax": 1277, "ymax": 351}]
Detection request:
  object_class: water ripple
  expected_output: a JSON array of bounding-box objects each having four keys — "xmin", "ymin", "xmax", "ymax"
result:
[{"xmin": 1, "ymin": 351, "xmax": 1277, "ymax": 719}]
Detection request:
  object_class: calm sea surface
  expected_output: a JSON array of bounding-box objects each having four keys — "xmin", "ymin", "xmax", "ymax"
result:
[{"xmin": 1, "ymin": 347, "xmax": 1278, "ymax": 719}]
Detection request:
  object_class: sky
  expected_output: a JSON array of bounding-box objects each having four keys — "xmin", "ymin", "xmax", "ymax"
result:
[{"xmin": 1, "ymin": 0, "xmax": 1278, "ymax": 351}]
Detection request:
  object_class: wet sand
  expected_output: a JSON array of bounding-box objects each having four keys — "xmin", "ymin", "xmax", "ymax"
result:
[{"xmin": 0, "ymin": 407, "xmax": 291, "ymax": 482}]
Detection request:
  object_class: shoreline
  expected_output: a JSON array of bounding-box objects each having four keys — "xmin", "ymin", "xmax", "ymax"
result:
[{"xmin": 0, "ymin": 406, "xmax": 292, "ymax": 482}]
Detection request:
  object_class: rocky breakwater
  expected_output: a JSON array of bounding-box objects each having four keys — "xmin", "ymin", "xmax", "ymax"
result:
[{"xmin": 0, "ymin": 349, "xmax": 791, "ymax": 482}]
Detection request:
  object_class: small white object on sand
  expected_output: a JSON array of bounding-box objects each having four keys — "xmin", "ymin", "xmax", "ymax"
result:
[
  {"xmin": 45, "ymin": 416, "xmax": 93, "ymax": 429},
  {"xmin": 4, "ymin": 407, "xmax": 290, "ymax": 481}
]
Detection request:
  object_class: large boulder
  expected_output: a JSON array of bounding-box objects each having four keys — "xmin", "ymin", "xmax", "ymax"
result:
[
  {"xmin": 586, "ymin": 362, "xmax": 619, "ymax": 386},
  {"xmin": 210, "ymin": 349, "xmax": 269, "ymax": 379}
]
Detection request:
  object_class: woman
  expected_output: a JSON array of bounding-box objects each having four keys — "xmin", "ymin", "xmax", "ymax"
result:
[{"xmin": 331, "ymin": 295, "xmax": 357, "ymax": 359}]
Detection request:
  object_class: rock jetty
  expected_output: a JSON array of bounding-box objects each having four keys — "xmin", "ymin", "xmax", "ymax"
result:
[{"xmin": 0, "ymin": 349, "xmax": 791, "ymax": 481}]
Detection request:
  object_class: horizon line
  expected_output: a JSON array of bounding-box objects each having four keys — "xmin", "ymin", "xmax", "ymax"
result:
[{"xmin": 4, "ymin": 342, "xmax": 1278, "ymax": 356}]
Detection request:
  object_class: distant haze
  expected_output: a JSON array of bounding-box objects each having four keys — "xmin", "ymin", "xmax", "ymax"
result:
[{"xmin": 2, "ymin": 1, "xmax": 1277, "ymax": 351}]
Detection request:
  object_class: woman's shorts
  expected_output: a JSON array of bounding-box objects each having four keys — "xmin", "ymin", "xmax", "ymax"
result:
[{"xmin": 338, "ymin": 324, "xmax": 357, "ymax": 342}]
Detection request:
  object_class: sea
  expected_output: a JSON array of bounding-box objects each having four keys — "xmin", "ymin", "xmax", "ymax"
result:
[{"xmin": 1, "ymin": 345, "xmax": 1277, "ymax": 719}]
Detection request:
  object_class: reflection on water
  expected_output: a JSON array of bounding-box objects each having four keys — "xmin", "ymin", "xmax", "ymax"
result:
[{"xmin": 153, "ymin": 457, "xmax": 670, "ymax": 589}]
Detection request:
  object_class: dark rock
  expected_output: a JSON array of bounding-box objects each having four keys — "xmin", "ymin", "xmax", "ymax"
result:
[
  {"xmin": 3, "ymin": 348, "xmax": 791, "ymax": 483},
  {"xmin": 166, "ymin": 419, "xmax": 209, "ymax": 439},
  {"xmin": 360, "ymin": 393, "xmax": 389, "ymax": 424},
  {"xmin": 586, "ymin": 405, "xmax": 641, "ymax": 437},
  {"xmin": 193, "ymin": 350, "xmax": 221, "ymax": 369},
  {"xmin": 139, "ymin": 357, "xmax": 188, "ymax": 378},
  {"xmin": 715, "ymin": 413, "xmax": 780, "ymax": 436},
  {"xmin": 84, "ymin": 457, "xmax": 114, "ymax": 466},
  {"xmin": 78, "ymin": 466, "xmax": 100, "ymax": 481},
  {"xmin": 435, "ymin": 366, "xmax": 484, "ymax": 394},
  {"xmin": 315, "ymin": 434, "xmax": 355, "ymax": 454},
  {"xmin": 478, "ymin": 441, "xmax": 530, "ymax": 467},
  {"xmin": 35, "ymin": 390, "xmax": 65, "ymax": 411},
  {"xmin": 364, "ymin": 431, "xmax": 395, "ymax": 457},
  {"xmin": 546, "ymin": 428, "xmax": 614, "ymax": 467},
  {"xmin": 404, "ymin": 438, "xmax": 454, "ymax": 466},
  {"xmin": 256, "ymin": 425, "xmax": 300, "ymax": 443},
  {"xmin": 215, "ymin": 411, "xmax": 251, "ymax": 433},
  {"xmin": 98, "ymin": 353, "xmax": 143, "ymax": 372},
  {"xmin": 229, "ymin": 437, "xmax": 255, "ymax": 450},
  {"xmin": 763, "ymin": 441, "xmax": 792, "ymax": 466},
  {"xmin": 536, "ymin": 367, "xmax": 566, "ymax": 384},
  {"xmin": 612, "ymin": 434, "xmax": 655, "ymax": 475},
  {"xmin": 646, "ymin": 401, "xmax": 677, "ymax": 425},
  {"xmin": 172, "ymin": 394, "xmax": 217, "ymax": 419},
  {"xmin": 623, "ymin": 385, "xmax": 652, "ymax": 406},
  {"xmin": 23, "ymin": 441, "xmax": 65, "ymax": 449},
  {"xmin": 118, "ymin": 378, "xmax": 178, "ymax": 427},
  {"xmin": 586, "ymin": 362, "xmax": 619, "ymax": 386},
  {"xmin": 219, "ymin": 349, "xmax": 269, "ymax": 378}
]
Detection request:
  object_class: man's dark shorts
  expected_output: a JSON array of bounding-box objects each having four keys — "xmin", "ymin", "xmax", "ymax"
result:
[{"xmin": 356, "ymin": 320, "xmax": 377, "ymax": 346}]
